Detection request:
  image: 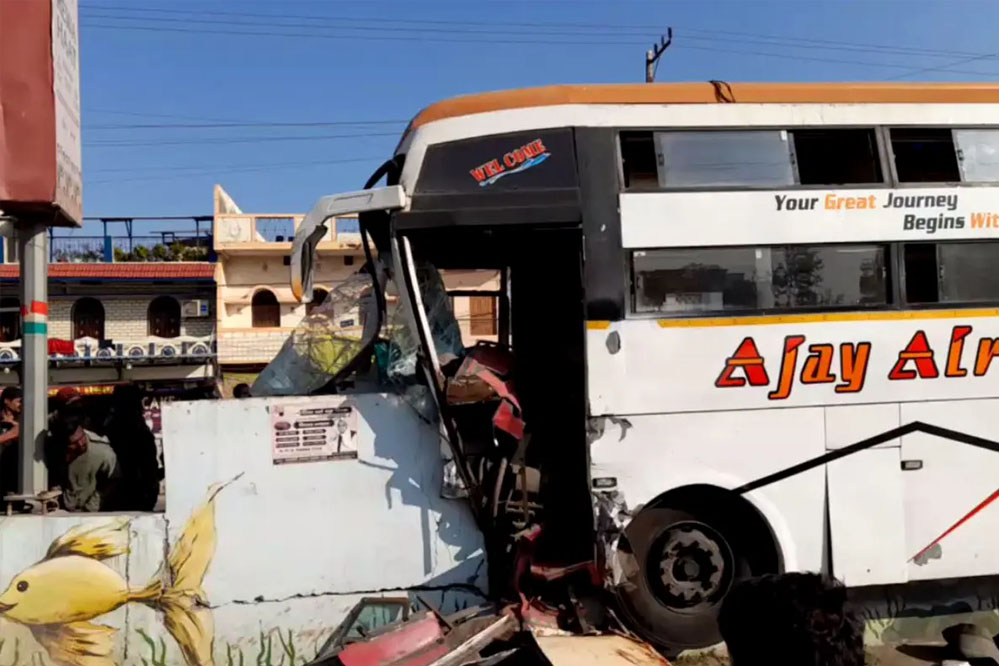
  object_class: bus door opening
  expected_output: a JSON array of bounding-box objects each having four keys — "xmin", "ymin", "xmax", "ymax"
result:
[{"xmin": 397, "ymin": 224, "xmax": 592, "ymax": 592}]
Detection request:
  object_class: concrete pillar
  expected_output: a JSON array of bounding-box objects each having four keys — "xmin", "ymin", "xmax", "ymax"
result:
[{"xmin": 17, "ymin": 221, "xmax": 48, "ymax": 495}]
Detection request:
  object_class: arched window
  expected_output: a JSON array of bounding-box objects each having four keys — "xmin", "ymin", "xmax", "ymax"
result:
[
  {"xmin": 72, "ymin": 297, "xmax": 105, "ymax": 340},
  {"xmin": 251, "ymin": 289, "xmax": 280, "ymax": 328},
  {"xmin": 0, "ymin": 297, "xmax": 20, "ymax": 342},
  {"xmin": 306, "ymin": 288, "xmax": 329, "ymax": 316},
  {"xmin": 148, "ymin": 296, "xmax": 181, "ymax": 338}
]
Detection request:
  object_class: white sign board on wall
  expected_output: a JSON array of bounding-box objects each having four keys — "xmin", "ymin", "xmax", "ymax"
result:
[{"xmin": 270, "ymin": 399, "xmax": 359, "ymax": 464}]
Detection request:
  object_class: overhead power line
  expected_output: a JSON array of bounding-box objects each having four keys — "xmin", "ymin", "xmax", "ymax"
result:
[
  {"xmin": 80, "ymin": 22, "xmax": 641, "ymax": 47},
  {"xmin": 78, "ymin": 16, "xmax": 999, "ymax": 76},
  {"xmin": 86, "ymin": 156, "xmax": 385, "ymax": 185},
  {"xmin": 679, "ymin": 44, "xmax": 999, "ymax": 77},
  {"xmin": 85, "ymin": 120, "xmax": 407, "ymax": 130},
  {"xmin": 84, "ymin": 131, "xmax": 399, "ymax": 148},
  {"xmin": 79, "ymin": 4, "xmax": 989, "ymax": 60}
]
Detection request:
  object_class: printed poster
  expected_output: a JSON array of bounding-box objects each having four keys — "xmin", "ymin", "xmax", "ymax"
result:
[{"xmin": 270, "ymin": 401, "xmax": 358, "ymax": 464}]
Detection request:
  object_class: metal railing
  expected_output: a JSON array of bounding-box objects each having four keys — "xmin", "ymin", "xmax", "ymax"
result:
[
  {"xmin": 213, "ymin": 214, "xmax": 360, "ymax": 247},
  {"xmin": 48, "ymin": 234, "xmax": 213, "ymax": 263}
]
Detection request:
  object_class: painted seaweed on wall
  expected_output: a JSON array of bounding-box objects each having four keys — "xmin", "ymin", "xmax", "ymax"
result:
[{"xmin": 0, "ymin": 477, "xmax": 238, "ymax": 666}]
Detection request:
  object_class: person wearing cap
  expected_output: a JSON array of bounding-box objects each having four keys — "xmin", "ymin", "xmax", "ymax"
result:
[
  {"xmin": 58, "ymin": 411, "xmax": 120, "ymax": 512},
  {"xmin": 45, "ymin": 387, "xmax": 84, "ymax": 493},
  {"xmin": 55, "ymin": 386, "xmax": 82, "ymax": 407}
]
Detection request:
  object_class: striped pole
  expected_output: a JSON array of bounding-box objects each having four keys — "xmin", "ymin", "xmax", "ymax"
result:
[
  {"xmin": 18, "ymin": 222, "xmax": 48, "ymax": 496},
  {"xmin": 21, "ymin": 300, "xmax": 48, "ymax": 336}
]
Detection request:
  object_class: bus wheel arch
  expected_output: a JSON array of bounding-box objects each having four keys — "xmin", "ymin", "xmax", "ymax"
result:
[{"xmin": 611, "ymin": 484, "xmax": 783, "ymax": 653}]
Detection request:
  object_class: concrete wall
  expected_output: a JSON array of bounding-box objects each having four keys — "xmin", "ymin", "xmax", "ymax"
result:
[{"xmin": 0, "ymin": 393, "xmax": 484, "ymax": 666}]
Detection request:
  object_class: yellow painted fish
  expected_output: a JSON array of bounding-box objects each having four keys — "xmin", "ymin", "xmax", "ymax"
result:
[{"xmin": 0, "ymin": 477, "xmax": 239, "ymax": 666}]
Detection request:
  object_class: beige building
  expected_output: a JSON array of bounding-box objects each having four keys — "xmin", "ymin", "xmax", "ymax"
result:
[{"xmin": 213, "ymin": 186, "xmax": 499, "ymax": 386}]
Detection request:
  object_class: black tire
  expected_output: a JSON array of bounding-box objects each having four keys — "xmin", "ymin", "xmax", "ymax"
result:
[{"xmin": 612, "ymin": 500, "xmax": 777, "ymax": 653}]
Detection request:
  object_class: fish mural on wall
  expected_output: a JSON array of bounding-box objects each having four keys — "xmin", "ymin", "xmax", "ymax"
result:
[{"xmin": 0, "ymin": 476, "xmax": 240, "ymax": 666}]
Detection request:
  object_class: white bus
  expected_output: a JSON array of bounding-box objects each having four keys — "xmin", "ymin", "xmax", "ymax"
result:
[{"xmin": 290, "ymin": 82, "xmax": 999, "ymax": 651}]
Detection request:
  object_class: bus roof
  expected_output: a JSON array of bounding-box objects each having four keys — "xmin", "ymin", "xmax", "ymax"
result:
[{"xmin": 408, "ymin": 82, "xmax": 999, "ymax": 131}]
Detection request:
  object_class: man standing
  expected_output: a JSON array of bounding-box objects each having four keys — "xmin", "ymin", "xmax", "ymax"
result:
[{"xmin": 60, "ymin": 415, "xmax": 119, "ymax": 512}]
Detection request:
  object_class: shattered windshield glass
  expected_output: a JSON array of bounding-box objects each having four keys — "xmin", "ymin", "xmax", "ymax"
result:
[
  {"xmin": 252, "ymin": 266, "xmax": 382, "ymax": 396},
  {"xmin": 253, "ymin": 259, "xmax": 463, "ymax": 399}
]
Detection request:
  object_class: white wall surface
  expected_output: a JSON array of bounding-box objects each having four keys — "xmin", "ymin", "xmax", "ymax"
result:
[
  {"xmin": 0, "ymin": 393, "xmax": 485, "ymax": 666},
  {"xmin": 162, "ymin": 393, "xmax": 485, "ymax": 605}
]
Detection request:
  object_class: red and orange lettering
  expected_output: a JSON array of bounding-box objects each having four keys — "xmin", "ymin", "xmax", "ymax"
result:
[
  {"xmin": 975, "ymin": 338, "xmax": 999, "ymax": 376},
  {"xmin": 469, "ymin": 166, "xmax": 488, "ymax": 183},
  {"xmin": 888, "ymin": 331, "xmax": 939, "ymax": 380},
  {"xmin": 946, "ymin": 326, "xmax": 973, "ymax": 378},
  {"xmin": 768, "ymin": 335, "xmax": 805, "ymax": 400},
  {"xmin": 484, "ymin": 159, "xmax": 504, "ymax": 177},
  {"xmin": 801, "ymin": 344, "xmax": 836, "ymax": 384},
  {"xmin": 716, "ymin": 337, "xmax": 770, "ymax": 388},
  {"xmin": 836, "ymin": 342, "xmax": 871, "ymax": 393}
]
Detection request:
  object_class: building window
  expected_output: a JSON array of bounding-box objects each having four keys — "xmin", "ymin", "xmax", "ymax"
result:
[
  {"xmin": 72, "ymin": 297, "xmax": 105, "ymax": 340},
  {"xmin": 0, "ymin": 297, "xmax": 20, "ymax": 342},
  {"xmin": 148, "ymin": 296, "xmax": 181, "ymax": 338},
  {"xmin": 251, "ymin": 289, "xmax": 281, "ymax": 328},
  {"xmin": 306, "ymin": 288, "xmax": 329, "ymax": 316},
  {"xmin": 469, "ymin": 296, "xmax": 498, "ymax": 336},
  {"xmin": 632, "ymin": 244, "xmax": 889, "ymax": 315}
]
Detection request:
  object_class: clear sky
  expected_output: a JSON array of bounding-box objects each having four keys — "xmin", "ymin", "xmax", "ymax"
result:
[{"xmin": 77, "ymin": 0, "xmax": 999, "ymax": 229}]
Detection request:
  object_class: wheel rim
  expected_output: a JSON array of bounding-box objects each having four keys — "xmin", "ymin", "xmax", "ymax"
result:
[{"xmin": 647, "ymin": 520, "xmax": 734, "ymax": 612}]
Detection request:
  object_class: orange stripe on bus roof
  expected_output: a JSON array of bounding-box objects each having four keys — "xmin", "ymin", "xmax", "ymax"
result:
[{"xmin": 407, "ymin": 82, "xmax": 999, "ymax": 131}]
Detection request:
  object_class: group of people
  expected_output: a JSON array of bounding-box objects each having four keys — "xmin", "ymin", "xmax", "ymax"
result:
[{"xmin": 0, "ymin": 384, "xmax": 162, "ymax": 513}]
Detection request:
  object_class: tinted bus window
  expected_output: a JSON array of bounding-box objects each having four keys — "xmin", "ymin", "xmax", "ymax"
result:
[
  {"xmin": 793, "ymin": 129, "xmax": 883, "ymax": 185},
  {"xmin": 955, "ymin": 129, "xmax": 999, "ymax": 183},
  {"xmin": 653, "ymin": 131, "xmax": 795, "ymax": 188},
  {"xmin": 633, "ymin": 244, "xmax": 888, "ymax": 314},
  {"xmin": 891, "ymin": 128, "xmax": 960, "ymax": 183},
  {"xmin": 905, "ymin": 241, "xmax": 999, "ymax": 304}
]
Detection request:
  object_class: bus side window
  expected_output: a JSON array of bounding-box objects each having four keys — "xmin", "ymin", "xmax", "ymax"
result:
[
  {"xmin": 954, "ymin": 129, "xmax": 999, "ymax": 183},
  {"xmin": 620, "ymin": 131, "xmax": 658, "ymax": 190},
  {"xmin": 890, "ymin": 129, "xmax": 961, "ymax": 183},
  {"xmin": 903, "ymin": 243, "xmax": 939, "ymax": 304},
  {"xmin": 791, "ymin": 129, "xmax": 883, "ymax": 185},
  {"xmin": 632, "ymin": 244, "xmax": 889, "ymax": 315},
  {"xmin": 652, "ymin": 131, "xmax": 795, "ymax": 189},
  {"xmin": 904, "ymin": 241, "xmax": 999, "ymax": 305}
]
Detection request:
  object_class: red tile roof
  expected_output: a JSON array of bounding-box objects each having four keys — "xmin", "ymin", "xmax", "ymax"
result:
[{"xmin": 0, "ymin": 262, "xmax": 215, "ymax": 280}]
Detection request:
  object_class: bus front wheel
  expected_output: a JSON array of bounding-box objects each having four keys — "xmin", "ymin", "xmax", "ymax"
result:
[{"xmin": 612, "ymin": 498, "xmax": 779, "ymax": 653}]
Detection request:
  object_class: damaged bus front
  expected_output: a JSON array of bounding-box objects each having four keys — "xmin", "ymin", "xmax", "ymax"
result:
[
  {"xmin": 278, "ymin": 118, "xmax": 770, "ymax": 655},
  {"xmin": 277, "ymin": 129, "xmax": 608, "ymax": 632}
]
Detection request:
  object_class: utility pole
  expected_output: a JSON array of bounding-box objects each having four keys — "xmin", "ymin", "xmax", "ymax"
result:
[
  {"xmin": 17, "ymin": 220, "xmax": 49, "ymax": 496},
  {"xmin": 645, "ymin": 28, "xmax": 673, "ymax": 83}
]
